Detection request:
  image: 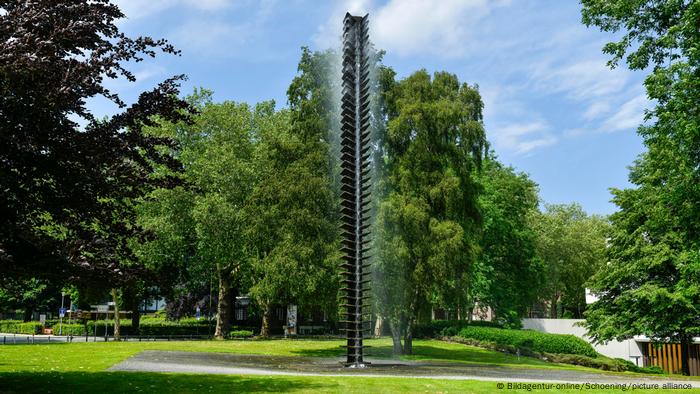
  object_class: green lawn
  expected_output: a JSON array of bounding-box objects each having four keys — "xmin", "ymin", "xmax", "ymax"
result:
[
  {"xmin": 0, "ymin": 338, "xmax": 584, "ymax": 373},
  {"xmin": 0, "ymin": 339, "xmax": 696, "ymax": 393}
]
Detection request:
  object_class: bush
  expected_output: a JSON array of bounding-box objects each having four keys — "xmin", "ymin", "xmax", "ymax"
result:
[
  {"xmin": 546, "ymin": 353, "xmax": 627, "ymax": 371},
  {"xmin": 86, "ymin": 320, "xmax": 135, "ymax": 336},
  {"xmin": 52, "ymin": 323, "xmax": 86, "ymax": 336},
  {"xmin": 613, "ymin": 358, "xmax": 664, "ymax": 374},
  {"xmin": 84, "ymin": 317, "xmax": 212, "ymax": 336},
  {"xmin": 0, "ymin": 320, "xmax": 43, "ymax": 334},
  {"xmin": 230, "ymin": 330, "xmax": 254, "ymax": 338},
  {"xmin": 457, "ymin": 326, "xmax": 598, "ymax": 357},
  {"xmin": 413, "ymin": 320, "xmax": 503, "ymax": 338}
]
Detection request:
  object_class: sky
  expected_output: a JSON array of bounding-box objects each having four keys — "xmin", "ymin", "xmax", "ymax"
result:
[{"xmin": 98, "ymin": 0, "xmax": 650, "ymax": 215}]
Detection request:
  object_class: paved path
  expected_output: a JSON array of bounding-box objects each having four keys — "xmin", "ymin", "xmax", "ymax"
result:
[{"xmin": 109, "ymin": 351, "xmax": 700, "ymax": 388}]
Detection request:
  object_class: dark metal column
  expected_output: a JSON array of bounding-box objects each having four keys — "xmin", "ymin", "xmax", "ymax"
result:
[{"xmin": 339, "ymin": 12, "xmax": 371, "ymax": 367}]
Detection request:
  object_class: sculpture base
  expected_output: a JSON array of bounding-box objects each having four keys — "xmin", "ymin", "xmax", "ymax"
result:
[{"xmin": 344, "ymin": 361, "xmax": 370, "ymax": 368}]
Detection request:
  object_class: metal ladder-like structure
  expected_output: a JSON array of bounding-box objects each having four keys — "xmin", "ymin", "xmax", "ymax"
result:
[{"xmin": 339, "ymin": 12, "xmax": 371, "ymax": 367}]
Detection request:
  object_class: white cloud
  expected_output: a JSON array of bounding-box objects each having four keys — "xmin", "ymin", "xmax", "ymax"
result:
[
  {"xmin": 314, "ymin": 0, "xmax": 511, "ymax": 56},
  {"xmin": 583, "ymin": 100, "xmax": 611, "ymax": 121},
  {"xmin": 171, "ymin": 20, "xmax": 250, "ymax": 55},
  {"xmin": 373, "ymin": 0, "xmax": 510, "ymax": 57},
  {"xmin": 114, "ymin": 0, "xmax": 232, "ymax": 20},
  {"xmin": 492, "ymin": 121, "xmax": 557, "ymax": 155},
  {"xmin": 530, "ymin": 59, "xmax": 628, "ymax": 102},
  {"xmin": 161, "ymin": 0, "xmax": 278, "ymax": 59},
  {"xmin": 601, "ymin": 93, "xmax": 648, "ymax": 132}
]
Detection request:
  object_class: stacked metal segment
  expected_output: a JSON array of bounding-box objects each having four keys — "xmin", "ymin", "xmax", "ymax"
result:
[{"xmin": 340, "ymin": 12, "xmax": 371, "ymax": 367}]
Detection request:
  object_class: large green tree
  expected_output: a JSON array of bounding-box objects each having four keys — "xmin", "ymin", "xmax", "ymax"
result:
[
  {"xmin": 533, "ymin": 204, "xmax": 609, "ymax": 319},
  {"xmin": 375, "ymin": 69, "xmax": 487, "ymax": 354},
  {"xmin": 138, "ymin": 90, "xmax": 264, "ymax": 338},
  {"xmin": 477, "ymin": 156, "xmax": 542, "ymax": 325},
  {"xmin": 581, "ymin": 0, "xmax": 700, "ymax": 375},
  {"xmin": 0, "ymin": 0, "xmax": 188, "ymax": 285},
  {"xmin": 245, "ymin": 49, "xmax": 341, "ymax": 337}
]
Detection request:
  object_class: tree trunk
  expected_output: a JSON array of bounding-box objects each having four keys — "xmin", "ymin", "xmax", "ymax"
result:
[
  {"xmin": 403, "ymin": 318, "xmax": 414, "ymax": 355},
  {"xmin": 111, "ymin": 288, "xmax": 121, "ymax": 341},
  {"xmin": 260, "ymin": 303, "xmax": 273, "ymax": 338},
  {"xmin": 681, "ymin": 335, "xmax": 691, "ymax": 376},
  {"xmin": 373, "ymin": 314, "xmax": 383, "ymax": 337},
  {"xmin": 131, "ymin": 300, "xmax": 141, "ymax": 334},
  {"xmin": 389, "ymin": 320, "xmax": 403, "ymax": 355},
  {"xmin": 550, "ymin": 293, "xmax": 558, "ymax": 318},
  {"xmin": 23, "ymin": 307, "xmax": 33, "ymax": 322},
  {"xmin": 214, "ymin": 268, "xmax": 231, "ymax": 339}
]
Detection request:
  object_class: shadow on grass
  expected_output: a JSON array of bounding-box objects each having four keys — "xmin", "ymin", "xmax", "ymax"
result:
[
  {"xmin": 0, "ymin": 372, "xmax": 328, "ymax": 394},
  {"xmin": 291, "ymin": 343, "xmax": 541, "ymax": 367}
]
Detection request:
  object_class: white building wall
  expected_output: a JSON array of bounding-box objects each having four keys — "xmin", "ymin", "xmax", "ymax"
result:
[{"xmin": 522, "ymin": 318, "xmax": 643, "ymax": 364}]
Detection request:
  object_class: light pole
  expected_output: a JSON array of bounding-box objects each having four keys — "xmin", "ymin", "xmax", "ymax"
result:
[{"xmin": 59, "ymin": 291, "xmax": 65, "ymax": 336}]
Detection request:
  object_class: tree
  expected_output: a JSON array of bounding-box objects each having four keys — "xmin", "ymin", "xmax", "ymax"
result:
[
  {"xmin": 245, "ymin": 49, "xmax": 340, "ymax": 337},
  {"xmin": 138, "ymin": 90, "xmax": 262, "ymax": 338},
  {"xmin": 0, "ymin": 1, "xmax": 189, "ymax": 289},
  {"xmin": 375, "ymin": 69, "xmax": 487, "ymax": 354},
  {"xmin": 477, "ymin": 155, "xmax": 542, "ymax": 325},
  {"xmin": 0, "ymin": 278, "xmax": 61, "ymax": 321},
  {"xmin": 533, "ymin": 204, "xmax": 609, "ymax": 318},
  {"xmin": 581, "ymin": 0, "xmax": 700, "ymax": 375}
]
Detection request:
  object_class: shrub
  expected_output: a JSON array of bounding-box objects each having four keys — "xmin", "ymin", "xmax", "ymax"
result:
[
  {"xmin": 0, "ymin": 320, "xmax": 43, "ymax": 334},
  {"xmin": 52, "ymin": 323, "xmax": 86, "ymax": 336},
  {"xmin": 613, "ymin": 358, "xmax": 664, "ymax": 374},
  {"xmin": 457, "ymin": 326, "xmax": 598, "ymax": 357},
  {"xmin": 230, "ymin": 330, "xmax": 254, "ymax": 338},
  {"xmin": 86, "ymin": 320, "xmax": 135, "ymax": 336},
  {"xmin": 413, "ymin": 320, "xmax": 503, "ymax": 338},
  {"xmin": 545, "ymin": 353, "xmax": 627, "ymax": 371},
  {"xmin": 83, "ymin": 317, "xmax": 213, "ymax": 336},
  {"xmin": 640, "ymin": 365, "xmax": 664, "ymax": 374}
]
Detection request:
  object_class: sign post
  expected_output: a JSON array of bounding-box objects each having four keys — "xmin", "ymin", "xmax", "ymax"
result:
[
  {"xmin": 97, "ymin": 305, "xmax": 108, "ymax": 341},
  {"xmin": 286, "ymin": 305, "xmax": 297, "ymax": 336},
  {"xmin": 59, "ymin": 291, "xmax": 65, "ymax": 335}
]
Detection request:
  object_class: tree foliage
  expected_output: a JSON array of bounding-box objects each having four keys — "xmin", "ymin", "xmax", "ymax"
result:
[
  {"xmin": 477, "ymin": 156, "xmax": 542, "ymax": 325},
  {"xmin": 245, "ymin": 49, "xmax": 341, "ymax": 336},
  {"xmin": 533, "ymin": 204, "xmax": 609, "ymax": 319},
  {"xmin": 581, "ymin": 0, "xmax": 700, "ymax": 375},
  {"xmin": 137, "ymin": 90, "xmax": 268, "ymax": 337},
  {"xmin": 0, "ymin": 0, "xmax": 189, "ymax": 286},
  {"xmin": 374, "ymin": 69, "xmax": 487, "ymax": 354}
]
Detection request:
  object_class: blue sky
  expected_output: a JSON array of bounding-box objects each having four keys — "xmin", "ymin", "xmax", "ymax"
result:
[{"xmin": 99, "ymin": 0, "xmax": 649, "ymax": 215}]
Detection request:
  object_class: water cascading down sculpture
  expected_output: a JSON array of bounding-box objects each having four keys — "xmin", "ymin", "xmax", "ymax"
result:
[{"xmin": 339, "ymin": 12, "xmax": 371, "ymax": 368}]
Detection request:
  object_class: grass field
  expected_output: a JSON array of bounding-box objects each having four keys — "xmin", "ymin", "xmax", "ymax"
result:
[{"xmin": 0, "ymin": 338, "xmax": 696, "ymax": 393}]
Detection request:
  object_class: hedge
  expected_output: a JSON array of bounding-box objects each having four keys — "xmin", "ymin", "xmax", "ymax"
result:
[
  {"xmin": 50, "ymin": 323, "xmax": 86, "ymax": 336},
  {"xmin": 457, "ymin": 326, "xmax": 598, "ymax": 358},
  {"xmin": 230, "ymin": 330, "xmax": 254, "ymax": 338},
  {"xmin": 413, "ymin": 320, "xmax": 502, "ymax": 338},
  {"xmin": 85, "ymin": 318, "xmax": 212, "ymax": 336},
  {"xmin": 0, "ymin": 320, "xmax": 43, "ymax": 335},
  {"xmin": 0, "ymin": 317, "xmax": 259, "ymax": 338}
]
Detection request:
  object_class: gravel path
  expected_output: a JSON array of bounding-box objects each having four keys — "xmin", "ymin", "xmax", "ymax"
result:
[{"xmin": 109, "ymin": 351, "xmax": 700, "ymax": 387}]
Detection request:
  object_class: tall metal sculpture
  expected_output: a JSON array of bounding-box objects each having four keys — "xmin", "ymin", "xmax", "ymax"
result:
[{"xmin": 340, "ymin": 12, "xmax": 371, "ymax": 367}]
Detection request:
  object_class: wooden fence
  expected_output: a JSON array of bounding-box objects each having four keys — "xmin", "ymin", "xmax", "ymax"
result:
[{"xmin": 642, "ymin": 342, "xmax": 700, "ymax": 375}]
